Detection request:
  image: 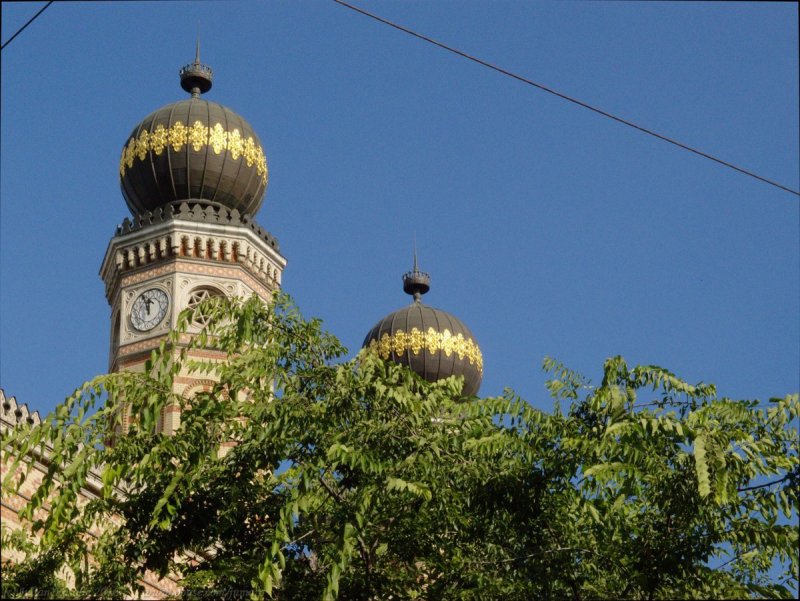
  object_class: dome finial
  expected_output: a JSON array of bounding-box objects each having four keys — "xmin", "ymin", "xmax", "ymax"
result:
[
  {"xmin": 180, "ymin": 37, "xmax": 213, "ymax": 97},
  {"xmin": 402, "ymin": 238, "xmax": 430, "ymax": 301}
]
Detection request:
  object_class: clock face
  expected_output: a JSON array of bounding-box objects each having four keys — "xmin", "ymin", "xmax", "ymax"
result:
[{"xmin": 130, "ymin": 288, "xmax": 169, "ymax": 332}]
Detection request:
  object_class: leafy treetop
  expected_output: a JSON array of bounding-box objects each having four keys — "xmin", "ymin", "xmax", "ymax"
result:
[{"xmin": 2, "ymin": 293, "xmax": 798, "ymax": 600}]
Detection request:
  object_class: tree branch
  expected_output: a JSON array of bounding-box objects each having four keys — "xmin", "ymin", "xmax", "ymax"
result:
[
  {"xmin": 471, "ymin": 547, "xmax": 592, "ymax": 566},
  {"xmin": 281, "ymin": 528, "xmax": 316, "ymax": 552},
  {"xmin": 318, "ymin": 473, "xmax": 344, "ymax": 503},
  {"xmin": 737, "ymin": 475, "xmax": 789, "ymax": 493}
]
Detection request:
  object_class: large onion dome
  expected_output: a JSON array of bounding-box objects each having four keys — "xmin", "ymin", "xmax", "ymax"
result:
[
  {"xmin": 119, "ymin": 44, "xmax": 268, "ymax": 217},
  {"xmin": 362, "ymin": 259, "xmax": 483, "ymax": 397}
]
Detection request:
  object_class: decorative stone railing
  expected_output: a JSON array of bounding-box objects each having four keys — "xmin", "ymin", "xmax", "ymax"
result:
[{"xmin": 115, "ymin": 202, "xmax": 280, "ymax": 252}]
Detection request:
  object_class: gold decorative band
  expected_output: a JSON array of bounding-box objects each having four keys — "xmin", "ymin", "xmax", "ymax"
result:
[
  {"xmin": 119, "ymin": 121, "xmax": 267, "ymax": 184},
  {"xmin": 367, "ymin": 327, "xmax": 483, "ymax": 375}
]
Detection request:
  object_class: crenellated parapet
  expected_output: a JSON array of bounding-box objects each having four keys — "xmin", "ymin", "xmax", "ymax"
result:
[
  {"xmin": 0, "ymin": 388, "xmax": 188, "ymax": 598},
  {"xmin": 115, "ymin": 202, "xmax": 279, "ymax": 251},
  {"xmin": 0, "ymin": 389, "xmax": 41, "ymax": 428}
]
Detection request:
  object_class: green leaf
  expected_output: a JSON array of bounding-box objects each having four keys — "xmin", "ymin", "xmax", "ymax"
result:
[{"xmin": 694, "ymin": 433, "xmax": 711, "ymax": 498}]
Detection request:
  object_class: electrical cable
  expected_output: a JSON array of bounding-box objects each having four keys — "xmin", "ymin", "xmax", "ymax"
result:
[
  {"xmin": 1, "ymin": 1, "xmax": 54, "ymax": 51},
  {"xmin": 332, "ymin": 0, "xmax": 799, "ymax": 198}
]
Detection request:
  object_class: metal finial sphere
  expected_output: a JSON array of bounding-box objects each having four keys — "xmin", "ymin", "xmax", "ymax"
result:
[
  {"xmin": 179, "ymin": 40, "xmax": 212, "ymax": 96},
  {"xmin": 180, "ymin": 62, "xmax": 213, "ymax": 96},
  {"xmin": 402, "ymin": 246, "xmax": 430, "ymax": 300},
  {"xmin": 403, "ymin": 270, "xmax": 430, "ymax": 300}
]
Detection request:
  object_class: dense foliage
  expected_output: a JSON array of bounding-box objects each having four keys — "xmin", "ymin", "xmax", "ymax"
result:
[{"xmin": 2, "ymin": 294, "xmax": 798, "ymax": 600}]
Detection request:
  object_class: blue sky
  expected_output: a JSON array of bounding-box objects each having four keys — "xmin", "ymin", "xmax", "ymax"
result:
[{"xmin": 1, "ymin": 1, "xmax": 798, "ymax": 418}]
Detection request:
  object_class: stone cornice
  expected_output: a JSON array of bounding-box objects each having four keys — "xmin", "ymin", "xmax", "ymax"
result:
[{"xmin": 99, "ymin": 203, "xmax": 287, "ymax": 303}]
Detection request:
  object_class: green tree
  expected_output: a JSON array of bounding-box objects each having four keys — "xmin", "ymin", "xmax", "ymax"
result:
[{"xmin": 2, "ymin": 293, "xmax": 798, "ymax": 600}]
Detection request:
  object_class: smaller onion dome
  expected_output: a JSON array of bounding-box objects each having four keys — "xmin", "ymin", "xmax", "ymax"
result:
[
  {"xmin": 362, "ymin": 258, "xmax": 483, "ymax": 397},
  {"xmin": 119, "ymin": 43, "xmax": 268, "ymax": 218}
]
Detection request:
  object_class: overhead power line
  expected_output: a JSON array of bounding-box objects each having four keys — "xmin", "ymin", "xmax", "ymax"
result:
[
  {"xmin": 332, "ymin": 0, "xmax": 799, "ymax": 198},
  {"xmin": 1, "ymin": 1, "xmax": 54, "ymax": 51}
]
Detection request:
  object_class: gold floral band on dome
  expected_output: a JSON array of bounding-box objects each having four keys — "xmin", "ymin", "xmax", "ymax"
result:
[
  {"xmin": 367, "ymin": 327, "xmax": 483, "ymax": 375},
  {"xmin": 119, "ymin": 121, "xmax": 268, "ymax": 184}
]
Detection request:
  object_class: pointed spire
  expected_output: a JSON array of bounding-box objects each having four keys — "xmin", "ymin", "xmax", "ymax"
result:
[
  {"xmin": 402, "ymin": 240, "xmax": 431, "ymax": 301},
  {"xmin": 180, "ymin": 37, "xmax": 213, "ymax": 97}
]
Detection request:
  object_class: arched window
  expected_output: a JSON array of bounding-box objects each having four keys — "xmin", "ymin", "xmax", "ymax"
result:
[{"xmin": 186, "ymin": 286, "xmax": 224, "ymax": 327}]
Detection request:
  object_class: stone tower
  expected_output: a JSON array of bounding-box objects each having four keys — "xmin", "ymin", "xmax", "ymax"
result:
[{"xmin": 99, "ymin": 47, "xmax": 286, "ymax": 434}]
